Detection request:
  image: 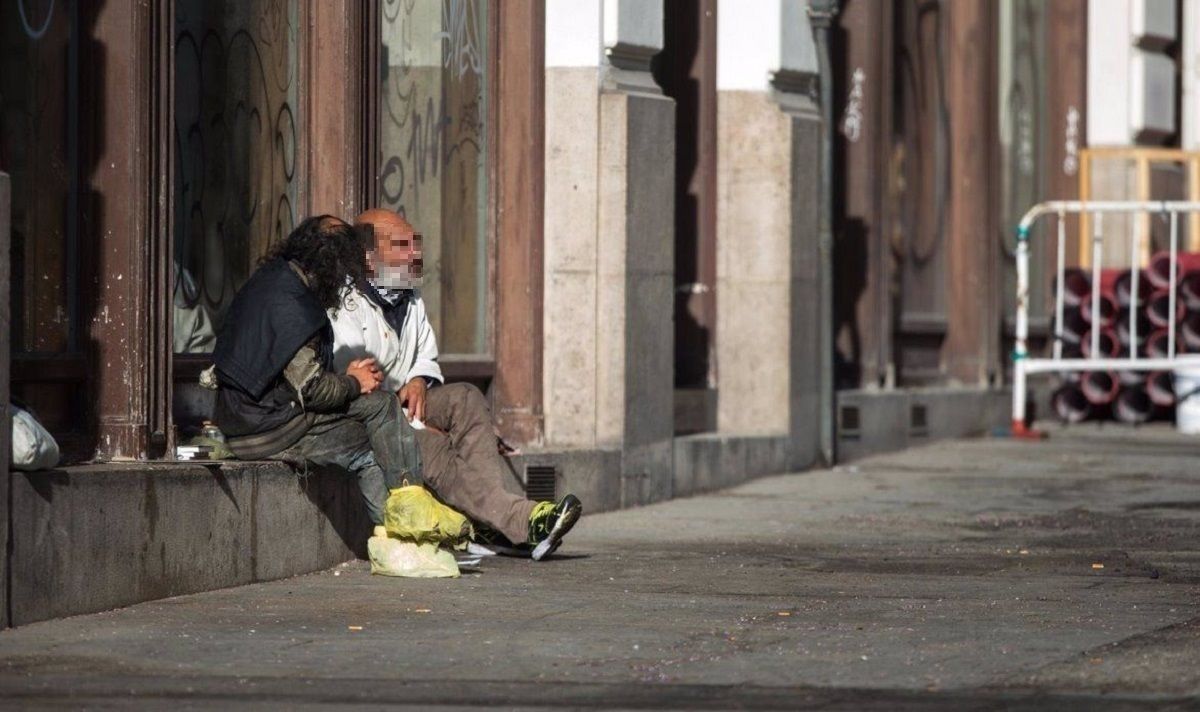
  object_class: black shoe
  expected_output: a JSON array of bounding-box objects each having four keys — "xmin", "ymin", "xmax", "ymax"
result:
[
  {"xmin": 471, "ymin": 526, "xmax": 532, "ymax": 558},
  {"xmin": 529, "ymin": 494, "xmax": 582, "ymax": 561}
]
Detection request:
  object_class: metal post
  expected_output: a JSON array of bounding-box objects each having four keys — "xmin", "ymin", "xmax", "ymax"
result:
[
  {"xmin": 1170, "ymin": 211, "xmax": 1179, "ymax": 357},
  {"xmin": 1013, "ymin": 225, "xmax": 1031, "ymax": 432},
  {"xmin": 808, "ymin": 0, "xmax": 839, "ymax": 466},
  {"xmin": 1129, "ymin": 212, "xmax": 1141, "ymax": 360},
  {"xmin": 1090, "ymin": 214, "xmax": 1103, "ymax": 360},
  {"xmin": 1054, "ymin": 211, "xmax": 1066, "ymax": 360}
]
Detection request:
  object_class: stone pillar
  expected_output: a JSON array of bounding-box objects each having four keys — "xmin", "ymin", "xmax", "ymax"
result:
[
  {"xmin": 1185, "ymin": 0, "xmax": 1200, "ymax": 151},
  {"xmin": 494, "ymin": 2, "xmax": 547, "ymax": 444},
  {"xmin": 88, "ymin": 0, "xmax": 174, "ymax": 459},
  {"xmin": 542, "ymin": 1, "xmax": 675, "ymax": 506},
  {"xmin": 1, "ymin": 171, "xmax": 10, "ymax": 627},
  {"xmin": 836, "ymin": 0, "xmax": 894, "ymax": 389},
  {"xmin": 941, "ymin": 0, "xmax": 998, "ymax": 385},
  {"xmin": 715, "ymin": 1, "xmax": 822, "ymax": 466},
  {"xmin": 307, "ymin": 1, "xmax": 366, "ymax": 217},
  {"xmin": 598, "ymin": 0, "xmax": 675, "ymax": 506},
  {"xmin": 543, "ymin": 1, "xmax": 603, "ymax": 448}
]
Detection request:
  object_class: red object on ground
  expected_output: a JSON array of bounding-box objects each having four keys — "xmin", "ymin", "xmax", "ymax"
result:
[
  {"xmin": 1179, "ymin": 272, "xmax": 1200, "ymax": 311},
  {"xmin": 1081, "ymin": 370, "xmax": 1120, "ymax": 405},
  {"xmin": 1080, "ymin": 293, "xmax": 1118, "ymax": 327},
  {"xmin": 1146, "ymin": 371, "xmax": 1176, "ymax": 407},
  {"xmin": 1115, "ymin": 308, "xmax": 1150, "ymax": 351},
  {"xmin": 1009, "ymin": 420, "xmax": 1049, "ymax": 439},
  {"xmin": 1181, "ymin": 312, "xmax": 1200, "ymax": 351},
  {"xmin": 1147, "ymin": 288, "xmax": 1185, "ymax": 328},
  {"xmin": 1080, "ymin": 328, "xmax": 1121, "ymax": 358},
  {"xmin": 1057, "ymin": 268, "xmax": 1092, "ymax": 307},
  {"xmin": 1051, "ymin": 384, "xmax": 1091, "ymax": 424},
  {"xmin": 1147, "ymin": 251, "xmax": 1200, "ymax": 289},
  {"xmin": 1113, "ymin": 268, "xmax": 1151, "ymax": 308},
  {"xmin": 1145, "ymin": 328, "xmax": 1184, "ymax": 358},
  {"xmin": 1113, "ymin": 387, "xmax": 1153, "ymax": 424}
]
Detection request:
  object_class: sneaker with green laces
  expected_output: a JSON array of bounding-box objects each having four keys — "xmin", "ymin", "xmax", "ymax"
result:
[{"xmin": 528, "ymin": 494, "xmax": 582, "ymax": 561}]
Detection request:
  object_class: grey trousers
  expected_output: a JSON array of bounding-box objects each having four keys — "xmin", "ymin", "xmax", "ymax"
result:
[
  {"xmin": 275, "ymin": 390, "xmax": 423, "ymax": 525},
  {"xmin": 416, "ymin": 383, "xmax": 536, "ymax": 544}
]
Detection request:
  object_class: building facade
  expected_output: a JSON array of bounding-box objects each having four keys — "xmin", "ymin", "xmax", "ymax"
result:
[{"xmin": 0, "ymin": 0, "xmax": 1194, "ymax": 625}]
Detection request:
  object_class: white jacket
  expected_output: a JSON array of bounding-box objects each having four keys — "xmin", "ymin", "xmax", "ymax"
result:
[{"xmin": 328, "ymin": 286, "xmax": 443, "ymax": 393}]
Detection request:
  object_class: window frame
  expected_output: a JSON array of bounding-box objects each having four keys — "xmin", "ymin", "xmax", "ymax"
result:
[{"xmin": 362, "ymin": 1, "xmax": 500, "ymax": 385}]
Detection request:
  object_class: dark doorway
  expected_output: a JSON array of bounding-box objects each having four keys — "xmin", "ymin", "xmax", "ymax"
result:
[{"xmin": 653, "ymin": 0, "xmax": 718, "ymax": 434}]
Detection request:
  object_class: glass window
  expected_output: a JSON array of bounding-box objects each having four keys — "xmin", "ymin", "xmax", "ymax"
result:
[
  {"xmin": 377, "ymin": 0, "xmax": 490, "ymax": 355},
  {"xmin": 174, "ymin": 0, "xmax": 300, "ymax": 354},
  {"xmin": 1, "ymin": 0, "xmax": 75, "ymax": 355}
]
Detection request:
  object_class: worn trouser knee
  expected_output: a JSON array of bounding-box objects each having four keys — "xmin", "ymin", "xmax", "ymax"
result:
[
  {"xmin": 356, "ymin": 390, "xmax": 400, "ymax": 425},
  {"xmin": 430, "ymin": 382, "xmax": 490, "ymax": 432}
]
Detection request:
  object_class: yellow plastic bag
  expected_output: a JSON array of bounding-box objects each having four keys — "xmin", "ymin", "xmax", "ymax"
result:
[
  {"xmin": 368, "ymin": 527, "xmax": 460, "ymax": 578},
  {"xmin": 382, "ymin": 485, "xmax": 473, "ymax": 548}
]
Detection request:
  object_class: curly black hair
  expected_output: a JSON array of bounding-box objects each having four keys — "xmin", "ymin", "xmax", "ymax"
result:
[{"xmin": 263, "ymin": 215, "xmax": 367, "ymax": 311}]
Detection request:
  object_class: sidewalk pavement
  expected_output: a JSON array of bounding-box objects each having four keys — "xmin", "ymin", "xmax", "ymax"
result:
[{"xmin": 2, "ymin": 425, "xmax": 1199, "ymax": 710}]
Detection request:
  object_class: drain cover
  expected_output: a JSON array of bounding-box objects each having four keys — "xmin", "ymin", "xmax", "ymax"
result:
[{"xmin": 524, "ymin": 464, "xmax": 557, "ymax": 501}]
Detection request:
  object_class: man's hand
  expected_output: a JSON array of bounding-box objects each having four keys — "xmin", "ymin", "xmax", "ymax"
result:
[
  {"xmin": 346, "ymin": 358, "xmax": 383, "ymax": 394},
  {"xmin": 398, "ymin": 377, "xmax": 428, "ymax": 421}
]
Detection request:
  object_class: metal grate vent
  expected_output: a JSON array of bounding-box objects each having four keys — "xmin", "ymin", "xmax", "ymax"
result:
[
  {"xmin": 839, "ymin": 405, "xmax": 861, "ymax": 440},
  {"xmin": 910, "ymin": 403, "xmax": 929, "ymax": 437},
  {"xmin": 524, "ymin": 464, "xmax": 558, "ymax": 501}
]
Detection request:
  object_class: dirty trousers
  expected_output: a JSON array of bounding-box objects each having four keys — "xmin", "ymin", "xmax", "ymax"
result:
[
  {"xmin": 415, "ymin": 383, "xmax": 535, "ymax": 544},
  {"xmin": 274, "ymin": 390, "xmax": 423, "ymax": 525}
]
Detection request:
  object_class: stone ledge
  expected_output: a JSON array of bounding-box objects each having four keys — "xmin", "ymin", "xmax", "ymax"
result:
[
  {"xmin": 9, "ymin": 461, "xmax": 370, "ymax": 627},
  {"xmin": 835, "ymin": 387, "xmax": 1011, "ymax": 462},
  {"xmin": 673, "ymin": 433, "xmax": 792, "ymax": 500}
]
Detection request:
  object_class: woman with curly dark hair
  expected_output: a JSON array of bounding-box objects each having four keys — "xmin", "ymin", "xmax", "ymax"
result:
[
  {"xmin": 210, "ymin": 215, "xmax": 424, "ymax": 526},
  {"xmin": 260, "ymin": 215, "xmax": 369, "ymax": 313}
]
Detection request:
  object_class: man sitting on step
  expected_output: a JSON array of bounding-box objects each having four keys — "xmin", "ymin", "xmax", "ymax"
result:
[
  {"xmin": 327, "ymin": 208, "xmax": 582, "ymax": 561},
  {"xmin": 210, "ymin": 215, "xmax": 423, "ymax": 527}
]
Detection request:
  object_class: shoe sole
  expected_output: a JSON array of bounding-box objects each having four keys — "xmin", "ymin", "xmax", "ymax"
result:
[
  {"xmin": 530, "ymin": 498, "xmax": 582, "ymax": 561},
  {"xmin": 468, "ymin": 541, "xmax": 532, "ymax": 558}
]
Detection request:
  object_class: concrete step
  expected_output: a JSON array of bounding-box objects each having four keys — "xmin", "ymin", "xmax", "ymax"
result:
[{"xmin": 9, "ymin": 462, "xmax": 371, "ymax": 627}]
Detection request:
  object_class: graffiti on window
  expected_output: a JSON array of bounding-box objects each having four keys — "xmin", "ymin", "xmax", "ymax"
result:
[
  {"xmin": 378, "ymin": 0, "xmax": 489, "ymax": 354},
  {"xmin": 173, "ymin": 0, "xmax": 299, "ymax": 353}
]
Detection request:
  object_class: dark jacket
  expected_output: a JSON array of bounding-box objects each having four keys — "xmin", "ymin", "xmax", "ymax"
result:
[{"xmin": 213, "ymin": 259, "xmax": 337, "ymax": 448}]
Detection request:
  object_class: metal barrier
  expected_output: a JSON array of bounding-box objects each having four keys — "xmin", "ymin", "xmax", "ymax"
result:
[{"xmin": 1012, "ymin": 200, "xmax": 1200, "ymax": 436}]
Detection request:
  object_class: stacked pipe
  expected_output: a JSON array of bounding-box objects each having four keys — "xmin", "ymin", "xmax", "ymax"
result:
[{"xmin": 1051, "ymin": 252, "xmax": 1200, "ymax": 424}]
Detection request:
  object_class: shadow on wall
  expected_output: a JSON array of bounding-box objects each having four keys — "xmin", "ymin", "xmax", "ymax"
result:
[
  {"xmin": 834, "ymin": 217, "xmax": 868, "ymax": 390},
  {"xmin": 827, "ymin": 11, "xmax": 867, "ymax": 391}
]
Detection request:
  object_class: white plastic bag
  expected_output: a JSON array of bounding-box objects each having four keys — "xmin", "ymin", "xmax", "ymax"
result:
[
  {"xmin": 11, "ymin": 406, "xmax": 60, "ymax": 471},
  {"xmin": 367, "ymin": 526, "xmax": 460, "ymax": 578}
]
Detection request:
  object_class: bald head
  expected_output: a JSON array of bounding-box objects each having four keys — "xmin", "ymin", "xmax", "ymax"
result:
[
  {"xmin": 356, "ymin": 208, "xmax": 412, "ymax": 235},
  {"xmin": 355, "ymin": 208, "xmax": 423, "ymax": 288}
]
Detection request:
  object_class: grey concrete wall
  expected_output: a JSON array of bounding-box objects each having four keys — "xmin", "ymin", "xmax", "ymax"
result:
[
  {"xmin": 543, "ymin": 65, "xmax": 675, "ymax": 508},
  {"xmin": 1, "ymin": 171, "xmax": 10, "ymax": 628},
  {"xmin": 590, "ymin": 83, "xmax": 676, "ymax": 509},
  {"xmin": 9, "ymin": 463, "xmax": 370, "ymax": 626},
  {"xmin": 786, "ymin": 97, "xmax": 825, "ymax": 472},
  {"xmin": 507, "ymin": 447, "xmax": 624, "ymax": 515},
  {"xmin": 835, "ymin": 388, "xmax": 1012, "ymax": 463},
  {"xmin": 673, "ymin": 434, "xmax": 790, "ymax": 499}
]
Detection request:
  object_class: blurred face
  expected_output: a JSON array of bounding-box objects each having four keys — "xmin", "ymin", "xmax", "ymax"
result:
[{"xmin": 363, "ymin": 221, "xmax": 423, "ymax": 289}]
